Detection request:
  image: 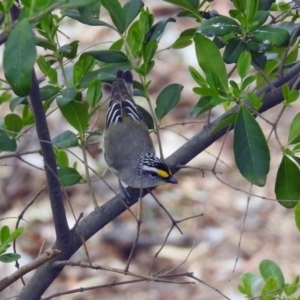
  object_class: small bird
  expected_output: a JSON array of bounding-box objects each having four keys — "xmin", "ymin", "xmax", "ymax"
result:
[{"xmin": 104, "ymin": 70, "xmax": 177, "ymax": 199}]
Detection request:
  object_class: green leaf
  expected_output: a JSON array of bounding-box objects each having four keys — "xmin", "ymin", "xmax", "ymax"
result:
[
  {"xmin": 163, "ymin": 0, "xmax": 199, "ymax": 13},
  {"xmin": 0, "ymin": 129, "xmax": 17, "ymax": 151},
  {"xmin": 245, "ymin": 0, "xmax": 259, "ymax": 23},
  {"xmin": 237, "ymin": 51, "xmax": 251, "ymax": 79},
  {"xmin": 146, "ymin": 18, "xmax": 175, "ymax": 42},
  {"xmin": 194, "ymin": 33, "xmax": 228, "ymax": 93},
  {"xmin": 288, "ymin": 112, "xmax": 300, "ymax": 145},
  {"xmin": 57, "ymin": 100, "xmax": 89, "ymax": 138},
  {"xmin": 224, "ymin": 38, "xmax": 247, "ymax": 64},
  {"xmin": 259, "ymin": 277, "xmax": 279, "ymax": 300},
  {"xmin": 123, "ymin": 0, "xmax": 144, "ymax": 30},
  {"xmin": 59, "ymin": 0, "xmax": 99, "ymax": 8},
  {"xmin": 78, "ymin": 1, "xmax": 101, "ymax": 19},
  {"xmin": 247, "ymin": 92, "xmax": 263, "ymax": 110},
  {"xmin": 284, "ymin": 275, "xmax": 299, "ymax": 296},
  {"xmin": 198, "ymin": 16, "xmax": 240, "ymax": 36},
  {"xmin": 4, "ymin": 114, "xmax": 23, "ymax": 138},
  {"xmin": 190, "ymin": 96, "xmax": 214, "ymax": 116},
  {"xmin": 138, "ymin": 105, "xmax": 154, "ymax": 130},
  {"xmin": 210, "ymin": 113, "xmax": 237, "ymax": 135},
  {"xmin": 102, "ymin": 0, "xmax": 126, "ymax": 33},
  {"xmin": 0, "ymin": 226, "xmax": 9, "ymax": 244},
  {"xmin": 4, "ymin": 18, "xmax": 37, "ymax": 97},
  {"xmin": 58, "ymin": 167, "xmax": 82, "ymax": 186},
  {"xmin": 238, "ymin": 272, "xmax": 262, "ymax": 297},
  {"xmin": 155, "ymin": 84, "xmax": 183, "ymax": 120},
  {"xmin": 0, "ymin": 253, "xmax": 21, "ymax": 263},
  {"xmin": 88, "ymin": 50, "xmax": 129, "ymax": 63},
  {"xmin": 57, "ymin": 41, "xmax": 79, "ymax": 59},
  {"xmin": 295, "ymin": 202, "xmax": 300, "ymax": 233},
  {"xmin": 52, "ymin": 130, "xmax": 78, "ymax": 149},
  {"xmin": 56, "ymin": 150, "xmax": 69, "ymax": 167},
  {"xmin": 188, "ymin": 66, "xmax": 207, "ymax": 87},
  {"xmin": 259, "ymin": 259, "xmax": 285, "ymax": 289},
  {"xmin": 5, "ymin": 227, "xmax": 24, "ymax": 244},
  {"xmin": 87, "ymin": 80, "xmax": 102, "ymax": 106},
  {"xmin": 252, "ymin": 25, "xmax": 290, "ymax": 47},
  {"xmin": 40, "ymin": 85, "xmax": 60, "ymax": 101},
  {"xmin": 233, "ymin": 105, "xmax": 270, "ymax": 186},
  {"xmin": 258, "ymin": 0, "xmax": 275, "ymax": 11},
  {"xmin": 249, "ymin": 10, "xmax": 269, "ymax": 31},
  {"xmin": 65, "ymin": 10, "xmax": 114, "ymax": 29},
  {"xmin": 73, "ymin": 53, "xmax": 95, "ymax": 87},
  {"xmin": 242, "ymin": 75, "xmax": 257, "ymax": 90},
  {"xmin": 275, "ymin": 154, "xmax": 300, "ymax": 208}
]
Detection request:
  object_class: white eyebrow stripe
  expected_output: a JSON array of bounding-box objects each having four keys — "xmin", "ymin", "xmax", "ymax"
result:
[{"xmin": 142, "ymin": 165, "xmax": 158, "ymax": 173}]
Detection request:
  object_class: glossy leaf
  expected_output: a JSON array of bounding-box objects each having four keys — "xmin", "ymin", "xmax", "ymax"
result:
[
  {"xmin": 4, "ymin": 18, "xmax": 37, "ymax": 96},
  {"xmin": 0, "ymin": 253, "xmax": 21, "ymax": 263},
  {"xmin": 52, "ymin": 130, "xmax": 78, "ymax": 149},
  {"xmin": 190, "ymin": 96, "xmax": 214, "ymax": 116},
  {"xmin": 0, "ymin": 226, "xmax": 9, "ymax": 244},
  {"xmin": 288, "ymin": 112, "xmax": 300, "ymax": 145},
  {"xmin": 252, "ymin": 25, "xmax": 290, "ymax": 47},
  {"xmin": 238, "ymin": 272, "xmax": 262, "ymax": 297},
  {"xmin": 260, "ymin": 277, "xmax": 279, "ymax": 300},
  {"xmin": 78, "ymin": 2, "xmax": 101, "ymax": 19},
  {"xmin": 233, "ymin": 105, "xmax": 270, "ymax": 186},
  {"xmin": 57, "ymin": 167, "xmax": 82, "ymax": 186},
  {"xmin": 102, "ymin": 0, "xmax": 125, "ymax": 33},
  {"xmin": 295, "ymin": 201, "xmax": 300, "ymax": 233},
  {"xmin": 146, "ymin": 18, "xmax": 175, "ymax": 42},
  {"xmin": 138, "ymin": 105, "xmax": 154, "ymax": 130},
  {"xmin": 4, "ymin": 114, "xmax": 23, "ymax": 138},
  {"xmin": 87, "ymin": 80, "xmax": 102, "ymax": 106},
  {"xmin": 284, "ymin": 275, "xmax": 299, "ymax": 296},
  {"xmin": 164, "ymin": 0, "xmax": 199, "ymax": 13},
  {"xmin": 65, "ymin": 10, "xmax": 114, "ymax": 29},
  {"xmin": 59, "ymin": 0, "xmax": 99, "ymax": 8},
  {"xmin": 57, "ymin": 100, "xmax": 89, "ymax": 138},
  {"xmin": 275, "ymin": 154, "xmax": 300, "ymax": 208},
  {"xmin": 58, "ymin": 41, "xmax": 79, "ymax": 59},
  {"xmin": 198, "ymin": 16, "xmax": 240, "ymax": 36},
  {"xmin": 155, "ymin": 84, "xmax": 183, "ymax": 120},
  {"xmin": 88, "ymin": 50, "xmax": 129, "ymax": 63},
  {"xmin": 237, "ymin": 51, "xmax": 251, "ymax": 79},
  {"xmin": 249, "ymin": 10, "xmax": 269, "ymax": 31},
  {"xmin": 258, "ymin": 0, "xmax": 275, "ymax": 11},
  {"xmin": 210, "ymin": 113, "xmax": 237, "ymax": 135},
  {"xmin": 224, "ymin": 39, "xmax": 247, "ymax": 64},
  {"xmin": 194, "ymin": 33, "xmax": 228, "ymax": 93},
  {"xmin": 73, "ymin": 53, "xmax": 95, "ymax": 87},
  {"xmin": 56, "ymin": 150, "xmax": 69, "ymax": 167},
  {"xmin": 259, "ymin": 259, "xmax": 285, "ymax": 289},
  {"xmin": 0, "ymin": 130, "xmax": 17, "ymax": 151},
  {"xmin": 40, "ymin": 85, "xmax": 60, "ymax": 101},
  {"xmin": 123, "ymin": 0, "xmax": 144, "ymax": 29}
]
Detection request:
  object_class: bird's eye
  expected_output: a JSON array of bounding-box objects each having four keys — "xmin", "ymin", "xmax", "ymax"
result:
[{"xmin": 148, "ymin": 171, "xmax": 157, "ymax": 178}]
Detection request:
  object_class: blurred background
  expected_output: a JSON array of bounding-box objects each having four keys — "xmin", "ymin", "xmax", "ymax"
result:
[{"xmin": 1, "ymin": 0, "xmax": 300, "ymax": 299}]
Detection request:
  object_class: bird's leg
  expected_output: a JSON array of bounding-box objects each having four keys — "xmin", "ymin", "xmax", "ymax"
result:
[{"xmin": 118, "ymin": 180, "xmax": 131, "ymax": 204}]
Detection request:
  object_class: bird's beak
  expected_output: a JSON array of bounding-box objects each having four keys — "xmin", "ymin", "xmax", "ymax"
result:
[{"xmin": 166, "ymin": 175, "xmax": 178, "ymax": 184}]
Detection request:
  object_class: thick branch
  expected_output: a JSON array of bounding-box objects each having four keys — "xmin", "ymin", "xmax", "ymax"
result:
[
  {"xmin": 17, "ymin": 62, "xmax": 300, "ymax": 300},
  {"xmin": 29, "ymin": 72, "xmax": 70, "ymax": 245}
]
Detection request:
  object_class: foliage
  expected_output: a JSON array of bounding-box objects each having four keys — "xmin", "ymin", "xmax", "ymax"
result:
[
  {"xmin": 0, "ymin": 226, "xmax": 24, "ymax": 263},
  {"xmin": 1, "ymin": 0, "xmax": 300, "ymax": 299},
  {"xmin": 238, "ymin": 259, "xmax": 300, "ymax": 299}
]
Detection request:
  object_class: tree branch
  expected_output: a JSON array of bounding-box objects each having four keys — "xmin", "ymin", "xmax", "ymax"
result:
[
  {"xmin": 16, "ymin": 62, "xmax": 300, "ymax": 300},
  {"xmin": 0, "ymin": 249, "xmax": 60, "ymax": 291},
  {"xmin": 28, "ymin": 71, "xmax": 70, "ymax": 244}
]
